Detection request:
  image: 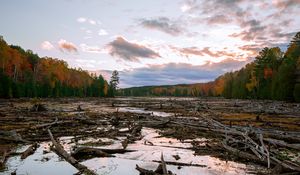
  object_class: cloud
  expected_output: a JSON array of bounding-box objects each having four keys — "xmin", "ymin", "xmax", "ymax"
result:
[
  {"xmin": 41, "ymin": 41, "xmax": 54, "ymax": 50},
  {"xmin": 80, "ymin": 44, "xmax": 104, "ymax": 53},
  {"xmin": 206, "ymin": 15, "xmax": 232, "ymax": 25},
  {"xmin": 89, "ymin": 19, "xmax": 96, "ymax": 25},
  {"xmin": 229, "ymin": 19, "xmax": 267, "ymax": 41},
  {"xmin": 77, "ymin": 17, "xmax": 86, "ymax": 23},
  {"xmin": 106, "ymin": 36, "xmax": 160, "ymax": 62},
  {"xmin": 170, "ymin": 46, "xmax": 237, "ymax": 58},
  {"xmin": 139, "ymin": 17, "xmax": 184, "ymax": 36},
  {"xmin": 180, "ymin": 0, "xmax": 199, "ymax": 12},
  {"xmin": 273, "ymin": 0, "xmax": 300, "ymax": 10},
  {"xmin": 58, "ymin": 39, "xmax": 78, "ymax": 53},
  {"xmin": 77, "ymin": 17, "xmax": 98, "ymax": 25},
  {"xmin": 118, "ymin": 59, "xmax": 248, "ymax": 87},
  {"xmin": 98, "ymin": 29, "xmax": 108, "ymax": 36},
  {"xmin": 89, "ymin": 70, "xmax": 112, "ymax": 81},
  {"xmin": 229, "ymin": 19, "xmax": 297, "ymax": 43}
]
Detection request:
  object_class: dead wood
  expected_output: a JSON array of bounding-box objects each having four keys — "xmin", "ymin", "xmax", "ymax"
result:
[
  {"xmin": 30, "ymin": 104, "xmax": 47, "ymax": 112},
  {"xmin": 21, "ymin": 142, "xmax": 38, "ymax": 159},
  {"xmin": 136, "ymin": 164, "xmax": 159, "ymax": 175},
  {"xmin": 160, "ymin": 153, "xmax": 168, "ymax": 175},
  {"xmin": 29, "ymin": 117, "xmax": 59, "ymax": 130},
  {"xmin": 0, "ymin": 151, "xmax": 8, "ymax": 168},
  {"xmin": 153, "ymin": 160, "xmax": 206, "ymax": 167},
  {"xmin": 0, "ymin": 130, "xmax": 29, "ymax": 143},
  {"xmin": 47, "ymin": 128, "xmax": 96, "ymax": 175},
  {"xmin": 71, "ymin": 147, "xmax": 114, "ymax": 160},
  {"xmin": 264, "ymin": 138, "xmax": 300, "ymax": 150}
]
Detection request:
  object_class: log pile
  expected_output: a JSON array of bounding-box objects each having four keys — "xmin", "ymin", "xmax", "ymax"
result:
[
  {"xmin": 47, "ymin": 128, "xmax": 96, "ymax": 175},
  {"xmin": 144, "ymin": 113, "xmax": 300, "ymax": 173}
]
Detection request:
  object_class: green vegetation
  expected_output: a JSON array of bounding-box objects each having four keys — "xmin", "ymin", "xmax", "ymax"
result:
[{"xmin": 119, "ymin": 32, "xmax": 300, "ymax": 102}]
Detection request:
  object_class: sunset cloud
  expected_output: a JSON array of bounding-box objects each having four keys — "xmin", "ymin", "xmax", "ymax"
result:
[
  {"xmin": 170, "ymin": 46, "xmax": 237, "ymax": 58},
  {"xmin": 77, "ymin": 17, "xmax": 98, "ymax": 25},
  {"xmin": 41, "ymin": 41, "xmax": 54, "ymax": 50},
  {"xmin": 77, "ymin": 17, "xmax": 87, "ymax": 23},
  {"xmin": 58, "ymin": 39, "xmax": 78, "ymax": 53},
  {"xmin": 140, "ymin": 17, "xmax": 184, "ymax": 36},
  {"xmin": 80, "ymin": 43, "xmax": 103, "ymax": 53},
  {"xmin": 98, "ymin": 29, "xmax": 108, "ymax": 36},
  {"xmin": 106, "ymin": 36, "xmax": 160, "ymax": 62},
  {"xmin": 2, "ymin": 0, "xmax": 299, "ymax": 87},
  {"xmin": 119, "ymin": 59, "xmax": 248, "ymax": 87}
]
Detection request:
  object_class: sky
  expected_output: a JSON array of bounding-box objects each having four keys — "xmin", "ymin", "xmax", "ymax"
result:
[{"xmin": 1, "ymin": 0, "xmax": 300, "ymax": 88}]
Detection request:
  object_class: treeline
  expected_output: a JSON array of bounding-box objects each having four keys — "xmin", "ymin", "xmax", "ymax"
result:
[
  {"xmin": 0, "ymin": 36, "xmax": 118, "ymax": 98},
  {"xmin": 119, "ymin": 32, "xmax": 300, "ymax": 102}
]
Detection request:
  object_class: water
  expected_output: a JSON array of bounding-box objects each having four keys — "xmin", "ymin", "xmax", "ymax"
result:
[
  {"xmin": 81, "ymin": 128, "xmax": 251, "ymax": 175},
  {"xmin": 118, "ymin": 107, "xmax": 173, "ymax": 117}
]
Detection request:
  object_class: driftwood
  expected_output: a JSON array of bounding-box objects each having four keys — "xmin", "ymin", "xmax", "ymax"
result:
[
  {"xmin": 264, "ymin": 138, "xmax": 300, "ymax": 151},
  {"xmin": 160, "ymin": 153, "xmax": 168, "ymax": 175},
  {"xmin": 148, "ymin": 114, "xmax": 300, "ymax": 172},
  {"xmin": 0, "ymin": 151, "xmax": 8, "ymax": 168},
  {"xmin": 47, "ymin": 128, "xmax": 96, "ymax": 175},
  {"xmin": 21, "ymin": 142, "xmax": 38, "ymax": 159},
  {"xmin": 136, "ymin": 153, "xmax": 174, "ymax": 175},
  {"xmin": 0, "ymin": 130, "xmax": 28, "ymax": 143},
  {"xmin": 136, "ymin": 164, "xmax": 159, "ymax": 175},
  {"xmin": 30, "ymin": 103, "xmax": 47, "ymax": 112},
  {"xmin": 71, "ymin": 147, "xmax": 115, "ymax": 160},
  {"xmin": 29, "ymin": 117, "xmax": 59, "ymax": 130},
  {"xmin": 153, "ymin": 160, "xmax": 206, "ymax": 167}
]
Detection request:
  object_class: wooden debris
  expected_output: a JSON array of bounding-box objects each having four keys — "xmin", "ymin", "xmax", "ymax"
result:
[
  {"xmin": 0, "ymin": 130, "xmax": 28, "ymax": 143},
  {"xmin": 0, "ymin": 151, "xmax": 8, "ymax": 168},
  {"xmin": 30, "ymin": 104, "xmax": 47, "ymax": 112},
  {"xmin": 71, "ymin": 147, "xmax": 114, "ymax": 160},
  {"xmin": 47, "ymin": 128, "xmax": 96, "ymax": 175},
  {"xmin": 136, "ymin": 153, "xmax": 174, "ymax": 175},
  {"xmin": 21, "ymin": 142, "xmax": 38, "ymax": 159}
]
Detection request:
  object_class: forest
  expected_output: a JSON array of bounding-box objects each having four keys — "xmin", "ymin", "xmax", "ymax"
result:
[
  {"xmin": 0, "ymin": 36, "xmax": 119, "ymax": 98},
  {"xmin": 119, "ymin": 32, "xmax": 300, "ymax": 102}
]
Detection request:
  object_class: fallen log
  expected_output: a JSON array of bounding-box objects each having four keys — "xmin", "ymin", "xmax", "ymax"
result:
[
  {"xmin": 30, "ymin": 103, "xmax": 47, "ymax": 112},
  {"xmin": 136, "ymin": 164, "xmax": 159, "ymax": 175},
  {"xmin": 222, "ymin": 139, "xmax": 300, "ymax": 172},
  {"xmin": 29, "ymin": 117, "xmax": 59, "ymax": 130},
  {"xmin": 90, "ymin": 147, "xmax": 135, "ymax": 154},
  {"xmin": 153, "ymin": 160, "xmax": 206, "ymax": 167},
  {"xmin": 47, "ymin": 128, "xmax": 96, "ymax": 175},
  {"xmin": 0, "ymin": 130, "xmax": 29, "ymax": 143},
  {"xmin": 71, "ymin": 147, "xmax": 115, "ymax": 160},
  {"xmin": 136, "ymin": 154, "xmax": 174, "ymax": 175},
  {"xmin": 221, "ymin": 141, "xmax": 266, "ymax": 163},
  {"xmin": 0, "ymin": 151, "xmax": 8, "ymax": 168},
  {"xmin": 21, "ymin": 142, "xmax": 38, "ymax": 159},
  {"xmin": 264, "ymin": 138, "xmax": 300, "ymax": 151},
  {"xmin": 161, "ymin": 153, "xmax": 168, "ymax": 175}
]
